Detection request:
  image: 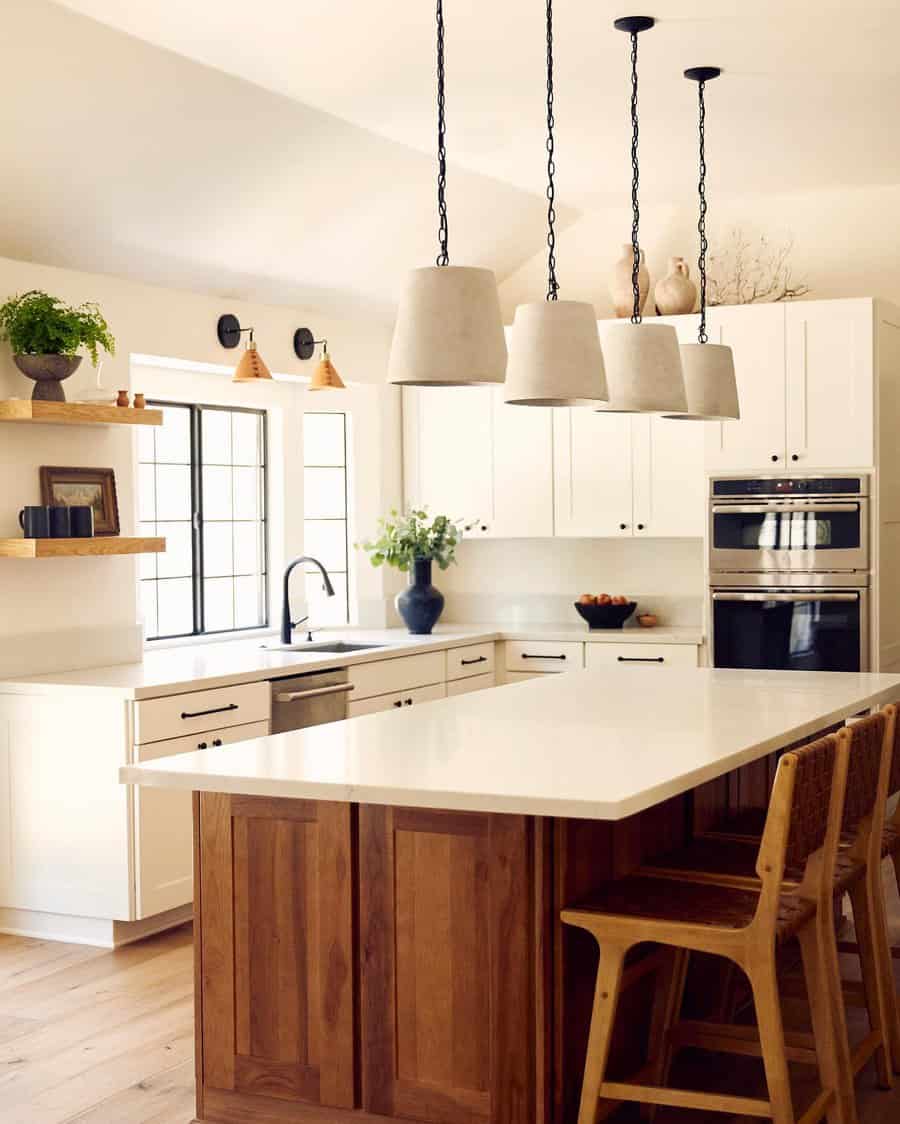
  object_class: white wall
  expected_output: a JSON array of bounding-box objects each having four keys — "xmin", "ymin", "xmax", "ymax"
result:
[
  {"xmin": 439, "ymin": 537, "xmax": 705, "ymax": 627},
  {"xmin": 0, "ymin": 255, "xmax": 398, "ymax": 675}
]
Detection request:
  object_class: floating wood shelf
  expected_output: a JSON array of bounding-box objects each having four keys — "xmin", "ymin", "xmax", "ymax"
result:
[
  {"xmin": 0, "ymin": 400, "xmax": 163, "ymax": 427},
  {"xmin": 0, "ymin": 537, "xmax": 166, "ymax": 558}
]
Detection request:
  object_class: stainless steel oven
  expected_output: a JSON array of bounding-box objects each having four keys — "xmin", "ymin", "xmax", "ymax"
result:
[
  {"xmin": 710, "ymin": 574, "xmax": 869, "ymax": 673},
  {"xmin": 708, "ymin": 476, "xmax": 869, "ymax": 575}
]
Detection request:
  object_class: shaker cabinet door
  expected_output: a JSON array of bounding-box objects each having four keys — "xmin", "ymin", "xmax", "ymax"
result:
[
  {"xmin": 553, "ymin": 407, "xmax": 634, "ymax": 537},
  {"xmin": 198, "ymin": 794, "xmax": 355, "ymax": 1111},
  {"xmin": 631, "ymin": 414, "xmax": 705, "ymax": 538},
  {"xmin": 492, "ymin": 388, "xmax": 554, "ymax": 537},
  {"xmin": 359, "ymin": 806, "xmax": 536, "ymax": 1123},
  {"xmin": 704, "ymin": 303, "xmax": 787, "ymax": 472},
  {"xmin": 785, "ymin": 299, "xmax": 874, "ymax": 470}
]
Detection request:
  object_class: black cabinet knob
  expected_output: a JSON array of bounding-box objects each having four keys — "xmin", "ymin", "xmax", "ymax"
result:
[
  {"xmin": 198, "ymin": 741, "xmax": 208, "ymax": 750},
  {"xmin": 771, "ymin": 454, "xmax": 779, "ymax": 462},
  {"xmin": 404, "ymin": 697, "xmax": 414, "ymax": 706},
  {"xmin": 212, "ymin": 738, "xmax": 222, "ymax": 747},
  {"xmin": 619, "ymin": 523, "xmax": 627, "ymax": 530},
  {"xmin": 636, "ymin": 523, "xmax": 645, "ymax": 531},
  {"xmin": 791, "ymin": 454, "xmax": 800, "ymax": 462},
  {"xmin": 393, "ymin": 699, "xmax": 403, "ymax": 708},
  {"xmin": 480, "ymin": 525, "xmax": 488, "ymax": 532}
]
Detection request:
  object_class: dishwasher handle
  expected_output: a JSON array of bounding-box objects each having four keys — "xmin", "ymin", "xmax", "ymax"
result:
[{"xmin": 274, "ymin": 682, "xmax": 355, "ymax": 704}]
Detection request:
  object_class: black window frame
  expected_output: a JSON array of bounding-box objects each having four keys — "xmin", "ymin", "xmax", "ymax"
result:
[
  {"xmin": 302, "ymin": 411, "xmax": 352, "ymax": 625},
  {"xmin": 142, "ymin": 400, "xmax": 269, "ymax": 641}
]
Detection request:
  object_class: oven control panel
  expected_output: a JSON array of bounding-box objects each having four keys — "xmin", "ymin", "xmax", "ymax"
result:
[{"xmin": 711, "ymin": 476, "xmax": 867, "ymax": 498}]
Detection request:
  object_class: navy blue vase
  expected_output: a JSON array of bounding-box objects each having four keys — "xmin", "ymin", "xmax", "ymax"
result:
[{"xmin": 396, "ymin": 557, "xmax": 445, "ymax": 635}]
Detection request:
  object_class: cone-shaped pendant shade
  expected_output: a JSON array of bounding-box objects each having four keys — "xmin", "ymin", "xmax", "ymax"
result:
[
  {"xmin": 389, "ymin": 266, "xmax": 507, "ymax": 386},
  {"xmin": 308, "ymin": 353, "xmax": 346, "ymax": 391},
  {"xmin": 505, "ymin": 301, "xmax": 608, "ymax": 406},
  {"xmin": 597, "ymin": 322, "xmax": 687, "ymax": 414},
  {"xmin": 231, "ymin": 340, "xmax": 272, "ymax": 383},
  {"xmin": 666, "ymin": 343, "xmax": 739, "ymax": 420}
]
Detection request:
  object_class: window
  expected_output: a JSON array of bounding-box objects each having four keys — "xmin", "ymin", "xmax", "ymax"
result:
[
  {"xmin": 303, "ymin": 412, "xmax": 351, "ymax": 625},
  {"xmin": 138, "ymin": 402, "xmax": 268, "ymax": 640}
]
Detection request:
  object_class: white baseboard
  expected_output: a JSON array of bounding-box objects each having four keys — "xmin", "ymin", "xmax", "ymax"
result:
[{"xmin": 0, "ymin": 903, "xmax": 192, "ymax": 947}]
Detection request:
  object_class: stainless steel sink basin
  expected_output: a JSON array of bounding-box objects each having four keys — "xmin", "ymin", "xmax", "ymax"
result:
[{"xmin": 262, "ymin": 641, "xmax": 392, "ymax": 654}]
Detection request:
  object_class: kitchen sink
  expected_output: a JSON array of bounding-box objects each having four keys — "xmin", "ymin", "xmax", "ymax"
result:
[{"xmin": 262, "ymin": 641, "xmax": 393, "ymax": 654}]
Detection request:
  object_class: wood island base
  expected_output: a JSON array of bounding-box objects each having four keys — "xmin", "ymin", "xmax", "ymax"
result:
[{"xmin": 191, "ymin": 751, "xmax": 781, "ymax": 1124}]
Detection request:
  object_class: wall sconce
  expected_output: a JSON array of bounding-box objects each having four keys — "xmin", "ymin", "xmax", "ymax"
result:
[
  {"xmin": 217, "ymin": 314, "xmax": 273, "ymax": 383},
  {"xmin": 294, "ymin": 327, "xmax": 346, "ymax": 391}
]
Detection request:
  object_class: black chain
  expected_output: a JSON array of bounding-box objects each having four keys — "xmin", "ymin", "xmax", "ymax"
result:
[
  {"xmin": 435, "ymin": 0, "xmax": 449, "ymax": 266},
  {"xmin": 629, "ymin": 31, "xmax": 642, "ymax": 324},
  {"xmin": 545, "ymin": 0, "xmax": 559, "ymax": 300},
  {"xmin": 696, "ymin": 79, "xmax": 708, "ymax": 343}
]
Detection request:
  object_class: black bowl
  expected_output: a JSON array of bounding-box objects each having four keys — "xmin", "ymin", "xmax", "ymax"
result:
[{"xmin": 573, "ymin": 600, "xmax": 637, "ymax": 630}]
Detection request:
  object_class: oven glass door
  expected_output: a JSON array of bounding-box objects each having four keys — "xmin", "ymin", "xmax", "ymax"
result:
[
  {"xmin": 712, "ymin": 591, "xmax": 863, "ymax": 672},
  {"xmin": 710, "ymin": 502, "xmax": 865, "ymax": 571}
]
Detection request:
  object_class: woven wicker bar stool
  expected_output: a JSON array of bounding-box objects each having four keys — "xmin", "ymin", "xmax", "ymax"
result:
[{"xmin": 562, "ymin": 731, "xmax": 855, "ymax": 1124}]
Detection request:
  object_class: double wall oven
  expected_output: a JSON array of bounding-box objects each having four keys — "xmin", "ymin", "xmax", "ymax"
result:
[{"xmin": 709, "ymin": 476, "xmax": 870, "ymax": 672}]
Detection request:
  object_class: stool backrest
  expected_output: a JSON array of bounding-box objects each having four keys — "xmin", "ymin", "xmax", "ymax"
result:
[
  {"xmin": 754, "ymin": 730, "xmax": 849, "ymax": 914},
  {"xmin": 842, "ymin": 711, "xmax": 888, "ymax": 832},
  {"xmin": 889, "ymin": 703, "xmax": 900, "ymax": 798}
]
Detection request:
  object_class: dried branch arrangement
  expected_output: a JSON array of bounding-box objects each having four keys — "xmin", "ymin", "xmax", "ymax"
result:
[{"xmin": 707, "ymin": 228, "xmax": 810, "ymax": 306}]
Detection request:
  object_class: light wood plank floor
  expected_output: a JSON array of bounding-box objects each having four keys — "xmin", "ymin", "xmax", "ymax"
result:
[{"xmin": 1, "ymin": 869, "xmax": 899, "ymax": 1124}]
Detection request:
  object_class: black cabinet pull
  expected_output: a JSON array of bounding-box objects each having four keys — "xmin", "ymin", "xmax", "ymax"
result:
[
  {"xmin": 617, "ymin": 656, "xmax": 665, "ymax": 664},
  {"xmin": 791, "ymin": 454, "xmax": 800, "ymax": 462},
  {"xmin": 212, "ymin": 739, "xmax": 223, "ymax": 747},
  {"xmin": 522, "ymin": 653, "xmax": 566, "ymax": 661},
  {"xmin": 771, "ymin": 454, "xmax": 779, "ymax": 462},
  {"xmin": 636, "ymin": 523, "xmax": 645, "ymax": 531},
  {"xmin": 393, "ymin": 699, "xmax": 403, "ymax": 708},
  {"xmin": 404, "ymin": 697, "xmax": 414, "ymax": 706},
  {"xmin": 461, "ymin": 656, "xmax": 487, "ymax": 666},
  {"xmin": 619, "ymin": 523, "xmax": 628, "ymax": 530},
  {"xmin": 197, "ymin": 741, "xmax": 208, "ymax": 750},
  {"xmin": 181, "ymin": 702, "xmax": 239, "ymax": 720}
]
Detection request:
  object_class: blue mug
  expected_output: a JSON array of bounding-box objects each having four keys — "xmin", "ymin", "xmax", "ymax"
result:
[{"xmin": 19, "ymin": 506, "xmax": 51, "ymax": 538}]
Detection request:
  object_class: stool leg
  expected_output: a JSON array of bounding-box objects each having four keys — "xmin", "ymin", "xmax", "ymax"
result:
[
  {"xmin": 848, "ymin": 879, "xmax": 893, "ymax": 1089},
  {"xmin": 747, "ymin": 952, "xmax": 796, "ymax": 1124},
  {"xmin": 577, "ymin": 941, "xmax": 629, "ymax": 1124},
  {"xmin": 892, "ymin": 850, "xmax": 900, "ymax": 900},
  {"xmin": 870, "ymin": 862, "xmax": 900, "ymax": 1073},
  {"xmin": 641, "ymin": 947, "xmax": 689, "ymax": 1122},
  {"xmin": 798, "ymin": 918, "xmax": 858, "ymax": 1124}
]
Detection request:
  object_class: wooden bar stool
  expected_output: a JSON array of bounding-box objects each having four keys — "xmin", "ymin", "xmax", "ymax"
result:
[
  {"xmin": 562, "ymin": 731, "xmax": 855, "ymax": 1124},
  {"xmin": 640, "ymin": 708, "xmax": 897, "ymax": 1096}
]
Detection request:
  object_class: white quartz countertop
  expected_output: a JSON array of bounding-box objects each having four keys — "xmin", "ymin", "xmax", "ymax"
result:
[
  {"xmin": 0, "ymin": 623, "xmax": 703, "ymax": 699},
  {"xmin": 120, "ymin": 667, "xmax": 900, "ymax": 821}
]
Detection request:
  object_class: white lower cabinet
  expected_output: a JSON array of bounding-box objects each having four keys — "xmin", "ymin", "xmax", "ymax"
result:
[
  {"xmin": 446, "ymin": 672, "xmax": 495, "ymax": 697},
  {"xmin": 347, "ymin": 682, "xmax": 446, "ymax": 718},
  {"xmin": 584, "ymin": 643, "xmax": 698, "ymax": 670},
  {"xmin": 135, "ymin": 719, "xmax": 269, "ymax": 918}
]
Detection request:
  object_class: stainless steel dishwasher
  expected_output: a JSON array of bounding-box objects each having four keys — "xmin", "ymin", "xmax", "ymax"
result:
[{"xmin": 269, "ymin": 666, "xmax": 353, "ymax": 732}]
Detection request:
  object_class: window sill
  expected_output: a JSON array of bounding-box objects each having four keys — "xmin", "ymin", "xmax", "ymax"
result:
[{"xmin": 145, "ymin": 627, "xmax": 278, "ymax": 652}]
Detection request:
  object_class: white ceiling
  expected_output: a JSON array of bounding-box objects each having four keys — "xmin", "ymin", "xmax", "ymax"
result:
[{"xmin": 54, "ymin": 0, "xmax": 900, "ymax": 211}]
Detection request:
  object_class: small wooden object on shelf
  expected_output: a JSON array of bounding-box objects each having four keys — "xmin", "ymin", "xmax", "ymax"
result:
[
  {"xmin": 0, "ymin": 537, "xmax": 165, "ymax": 558},
  {"xmin": 0, "ymin": 400, "xmax": 162, "ymax": 427},
  {"xmin": 116, "ymin": 390, "xmax": 130, "ymax": 408},
  {"xmin": 133, "ymin": 393, "xmax": 146, "ymax": 409}
]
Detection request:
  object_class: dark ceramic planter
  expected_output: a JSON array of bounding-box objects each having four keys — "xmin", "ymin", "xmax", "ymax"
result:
[
  {"xmin": 396, "ymin": 557, "xmax": 445, "ymax": 635},
  {"xmin": 14, "ymin": 354, "xmax": 82, "ymax": 402}
]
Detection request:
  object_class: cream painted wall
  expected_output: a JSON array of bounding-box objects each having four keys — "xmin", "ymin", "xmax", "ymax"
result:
[
  {"xmin": 499, "ymin": 183, "xmax": 900, "ymax": 321},
  {"xmin": 439, "ymin": 537, "xmax": 705, "ymax": 628},
  {"xmin": 0, "ymin": 255, "xmax": 399, "ymax": 675}
]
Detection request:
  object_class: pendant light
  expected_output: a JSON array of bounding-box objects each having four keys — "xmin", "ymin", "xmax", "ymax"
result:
[
  {"xmin": 388, "ymin": 0, "xmax": 507, "ymax": 386},
  {"xmin": 666, "ymin": 68, "xmax": 740, "ymax": 420},
  {"xmin": 599, "ymin": 17, "xmax": 686, "ymax": 415},
  {"xmin": 504, "ymin": 0, "xmax": 607, "ymax": 407}
]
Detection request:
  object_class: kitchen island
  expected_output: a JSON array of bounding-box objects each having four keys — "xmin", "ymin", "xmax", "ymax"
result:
[{"xmin": 121, "ymin": 666, "xmax": 900, "ymax": 1124}]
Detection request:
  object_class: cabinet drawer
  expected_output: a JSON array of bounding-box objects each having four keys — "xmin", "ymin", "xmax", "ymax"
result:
[
  {"xmin": 135, "ymin": 720, "xmax": 269, "ymax": 919},
  {"xmin": 445, "ymin": 642, "xmax": 495, "ymax": 682},
  {"xmin": 584, "ymin": 643, "xmax": 698, "ymax": 670},
  {"xmin": 134, "ymin": 680, "xmax": 270, "ymax": 745},
  {"xmin": 349, "ymin": 651, "xmax": 445, "ymax": 701},
  {"xmin": 446, "ymin": 672, "xmax": 495, "ymax": 697},
  {"xmin": 347, "ymin": 682, "xmax": 446, "ymax": 718},
  {"xmin": 504, "ymin": 640, "xmax": 583, "ymax": 674}
]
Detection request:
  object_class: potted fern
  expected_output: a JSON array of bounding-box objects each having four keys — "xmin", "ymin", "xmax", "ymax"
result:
[
  {"xmin": 0, "ymin": 290, "xmax": 116, "ymax": 402},
  {"xmin": 360, "ymin": 508, "xmax": 472, "ymax": 634}
]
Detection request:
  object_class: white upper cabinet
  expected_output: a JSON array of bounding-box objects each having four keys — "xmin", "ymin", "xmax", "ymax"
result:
[
  {"xmin": 553, "ymin": 408, "xmax": 633, "ymax": 537},
  {"xmin": 632, "ymin": 415, "xmax": 706, "ymax": 538},
  {"xmin": 402, "ymin": 386, "xmax": 554, "ymax": 538},
  {"xmin": 703, "ymin": 303, "xmax": 788, "ymax": 473},
  {"xmin": 703, "ymin": 299, "xmax": 875, "ymax": 473},
  {"xmin": 785, "ymin": 299, "xmax": 874, "ymax": 470}
]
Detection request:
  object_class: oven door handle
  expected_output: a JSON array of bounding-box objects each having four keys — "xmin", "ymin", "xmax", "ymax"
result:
[
  {"xmin": 712, "ymin": 592, "xmax": 859, "ymax": 603},
  {"xmin": 711, "ymin": 503, "xmax": 860, "ymax": 515}
]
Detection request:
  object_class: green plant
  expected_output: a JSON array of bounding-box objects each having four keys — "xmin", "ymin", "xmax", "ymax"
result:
[
  {"xmin": 0, "ymin": 290, "xmax": 116, "ymax": 366},
  {"xmin": 358, "ymin": 507, "xmax": 472, "ymax": 572}
]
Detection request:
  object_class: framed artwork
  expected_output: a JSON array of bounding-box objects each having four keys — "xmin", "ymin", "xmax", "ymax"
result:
[{"xmin": 40, "ymin": 466, "xmax": 120, "ymax": 535}]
